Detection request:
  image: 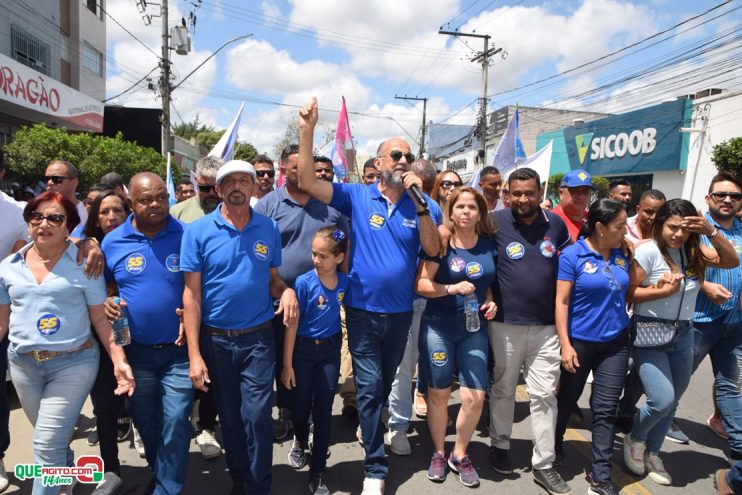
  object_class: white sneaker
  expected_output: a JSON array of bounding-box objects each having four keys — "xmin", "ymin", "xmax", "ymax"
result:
[
  {"xmin": 361, "ymin": 477, "xmax": 384, "ymax": 495},
  {"xmin": 356, "ymin": 425, "xmax": 363, "ymax": 446},
  {"xmin": 623, "ymin": 434, "xmax": 646, "ymax": 475},
  {"xmin": 645, "ymin": 452, "xmax": 672, "ymax": 486},
  {"xmin": 386, "ymin": 428, "xmax": 411, "ymax": 456},
  {"xmin": 0, "ymin": 460, "xmax": 9, "ymax": 493},
  {"xmin": 91, "ymin": 472, "xmax": 122, "ymax": 495},
  {"xmin": 133, "ymin": 426, "xmax": 145, "ymax": 458},
  {"xmin": 196, "ymin": 429, "xmax": 222, "ymax": 459}
]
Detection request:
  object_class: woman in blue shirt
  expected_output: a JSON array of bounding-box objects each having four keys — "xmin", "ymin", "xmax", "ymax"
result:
[
  {"xmin": 554, "ymin": 199, "xmax": 631, "ymax": 495},
  {"xmin": 416, "ymin": 187, "xmax": 497, "ymax": 488},
  {"xmin": 0, "ymin": 191, "xmax": 134, "ymax": 495}
]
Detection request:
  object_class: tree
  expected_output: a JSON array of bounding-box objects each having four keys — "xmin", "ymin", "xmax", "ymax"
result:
[
  {"xmin": 3, "ymin": 124, "xmax": 166, "ymax": 190},
  {"xmin": 174, "ymin": 117, "xmax": 262, "ymax": 162},
  {"xmin": 172, "ymin": 114, "xmax": 213, "ymax": 141},
  {"xmin": 234, "ymin": 142, "xmax": 258, "ymax": 163},
  {"xmin": 712, "ymin": 137, "xmax": 742, "ymax": 177},
  {"xmin": 273, "ymin": 118, "xmax": 300, "ymax": 160}
]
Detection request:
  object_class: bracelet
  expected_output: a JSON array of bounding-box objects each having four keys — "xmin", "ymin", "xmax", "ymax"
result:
[
  {"xmin": 444, "ymin": 284, "xmax": 451, "ymax": 295},
  {"xmin": 709, "ymin": 228, "xmax": 720, "ymax": 239},
  {"xmin": 75, "ymin": 237, "xmax": 99, "ymax": 248},
  {"xmin": 417, "ymin": 208, "xmax": 430, "ymax": 216}
]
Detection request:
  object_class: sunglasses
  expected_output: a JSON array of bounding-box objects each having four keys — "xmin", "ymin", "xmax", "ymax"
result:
[
  {"xmin": 440, "ymin": 180, "xmax": 463, "ymax": 189},
  {"xmin": 710, "ymin": 191, "xmax": 742, "ymax": 202},
  {"xmin": 256, "ymin": 170, "xmax": 275, "ymax": 178},
  {"xmin": 44, "ymin": 175, "xmax": 71, "ymax": 185},
  {"xmin": 28, "ymin": 211, "xmax": 66, "ymax": 227},
  {"xmin": 379, "ymin": 150, "xmax": 415, "ymax": 163},
  {"xmin": 198, "ymin": 184, "xmax": 216, "ymax": 193}
]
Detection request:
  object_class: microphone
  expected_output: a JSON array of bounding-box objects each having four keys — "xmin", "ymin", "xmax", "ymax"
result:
[{"xmin": 410, "ymin": 185, "xmax": 428, "ymax": 208}]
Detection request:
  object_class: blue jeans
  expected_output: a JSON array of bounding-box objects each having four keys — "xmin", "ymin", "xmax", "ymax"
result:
[
  {"xmin": 8, "ymin": 342, "xmax": 98, "ymax": 495},
  {"xmin": 200, "ymin": 326, "xmax": 275, "ymax": 494},
  {"xmin": 346, "ymin": 307, "xmax": 412, "ymax": 479},
  {"xmin": 0, "ymin": 336, "xmax": 9, "ymax": 459},
  {"xmin": 291, "ymin": 333, "xmax": 341, "ymax": 475},
  {"xmin": 125, "ymin": 342, "xmax": 193, "ymax": 495},
  {"xmin": 631, "ymin": 323, "xmax": 694, "ymax": 453},
  {"xmin": 693, "ymin": 318, "xmax": 742, "ymax": 455}
]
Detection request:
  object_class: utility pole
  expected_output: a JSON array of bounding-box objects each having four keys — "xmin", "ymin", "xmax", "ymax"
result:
[
  {"xmin": 160, "ymin": 0, "xmax": 171, "ymax": 156},
  {"xmin": 394, "ymin": 95, "xmax": 428, "ymax": 156},
  {"xmin": 439, "ymin": 30, "xmax": 503, "ymax": 164}
]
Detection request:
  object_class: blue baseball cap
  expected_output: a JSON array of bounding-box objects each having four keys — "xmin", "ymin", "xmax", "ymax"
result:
[{"xmin": 560, "ymin": 169, "xmax": 595, "ymax": 189}]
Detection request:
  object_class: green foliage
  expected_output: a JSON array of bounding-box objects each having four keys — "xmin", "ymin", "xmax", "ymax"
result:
[
  {"xmin": 172, "ymin": 114, "xmax": 213, "ymax": 141},
  {"xmin": 3, "ymin": 124, "xmax": 166, "ymax": 190},
  {"xmin": 173, "ymin": 116, "xmax": 262, "ymax": 163},
  {"xmin": 234, "ymin": 142, "xmax": 258, "ymax": 162},
  {"xmin": 711, "ymin": 137, "xmax": 742, "ymax": 177},
  {"xmin": 592, "ymin": 176, "xmax": 610, "ymax": 198},
  {"xmin": 546, "ymin": 173, "xmax": 564, "ymax": 199}
]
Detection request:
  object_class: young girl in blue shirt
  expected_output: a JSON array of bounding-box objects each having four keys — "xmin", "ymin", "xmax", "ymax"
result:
[{"xmin": 282, "ymin": 226, "xmax": 349, "ymax": 495}]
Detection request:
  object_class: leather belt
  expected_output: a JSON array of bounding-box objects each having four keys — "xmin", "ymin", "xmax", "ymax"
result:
[
  {"xmin": 202, "ymin": 321, "xmax": 272, "ymax": 337},
  {"xmin": 23, "ymin": 339, "xmax": 94, "ymax": 362}
]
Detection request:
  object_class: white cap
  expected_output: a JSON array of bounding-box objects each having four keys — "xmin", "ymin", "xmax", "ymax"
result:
[{"xmin": 216, "ymin": 160, "xmax": 256, "ymax": 184}]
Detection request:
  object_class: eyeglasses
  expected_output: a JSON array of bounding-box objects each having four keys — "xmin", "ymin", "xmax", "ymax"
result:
[
  {"xmin": 710, "ymin": 191, "xmax": 742, "ymax": 202},
  {"xmin": 44, "ymin": 175, "xmax": 71, "ymax": 185},
  {"xmin": 256, "ymin": 170, "xmax": 275, "ymax": 178},
  {"xmin": 365, "ymin": 173, "xmax": 380, "ymax": 180},
  {"xmin": 601, "ymin": 264, "xmax": 621, "ymax": 292},
  {"xmin": 198, "ymin": 184, "xmax": 216, "ymax": 193},
  {"xmin": 378, "ymin": 150, "xmax": 415, "ymax": 163},
  {"xmin": 28, "ymin": 211, "xmax": 66, "ymax": 227},
  {"xmin": 440, "ymin": 180, "xmax": 463, "ymax": 189}
]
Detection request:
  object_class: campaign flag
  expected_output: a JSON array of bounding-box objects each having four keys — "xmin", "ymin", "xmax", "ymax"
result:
[
  {"xmin": 166, "ymin": 152, "xmax": 177, "ymax": 206},
  {"xmin": 492, "ymin": 108, "xmax": 526, "ymax": 176},
  {"xmin": 209, "ymin": 102, "xmax": 245, "ymax": 161},
  {"xmin": 503, "ymin": 140, "xmax": 554, "ymax": 191},
  {"xmin": 330, "ymin": 96, "xmax": 353, "ymax": 182}
]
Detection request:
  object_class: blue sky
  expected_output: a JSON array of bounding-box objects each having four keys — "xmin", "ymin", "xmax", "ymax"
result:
[{"xmin": 105, "ymin": 0, "xmax": 742, "ymax": 157}]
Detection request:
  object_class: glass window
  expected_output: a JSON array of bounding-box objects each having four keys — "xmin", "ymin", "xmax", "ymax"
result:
[
  {"xmin": 82, "ymin": 43, "xmax": 104, "ymax": 77},
  {"xmin": 10, "ymin": 24, "xmax": 51, "ymax": 75}
]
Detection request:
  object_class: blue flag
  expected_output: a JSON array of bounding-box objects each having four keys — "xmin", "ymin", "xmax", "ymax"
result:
[{"xmin": 492, "ymin": 108, "xmax": 526, "ymax": 176}]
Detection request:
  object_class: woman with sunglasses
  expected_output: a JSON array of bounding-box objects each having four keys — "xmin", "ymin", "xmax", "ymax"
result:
[
  {"xmin": 432, "ymin": 171, "xmax": 463, "ymax": 213},
  {"xmin": 554, "ymin": 199, "xmax": 631, "ymax": 495},
  {"xmin": 0, "ymin": 191, "xmax": 134, "ymax": 495},
  {"xmin": 623, "ymin": 199, "xmax": 737, "ymax": 486}
]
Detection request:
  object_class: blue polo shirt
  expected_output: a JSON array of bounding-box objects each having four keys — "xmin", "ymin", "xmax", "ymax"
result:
[
  {"xmin": 558, "ymin": 238, "xmax": 630, "ymax": 342},
  {"xmin": 694, "ymin": 213, "xmax": 742, "ymax": 325},
  {"xmin": 329, "ymin": 182, "xmax": 442, "ymax": 313},
  {"xmin": 295, "ymin": 270, "xmax": 349, "ymax": 339},
  {"xmin": 423, "ymin": 236, "xmax": 497, "ymax": 313},
  {"xmin": 102, "ymin": 214, "xmax": 184, "ymax": 345},
  {"xmin": 254, "ymin": 186, "xmax": 349, "ymax": 287},
  {"xmin": 180, "ymin": 207, "xmax": 281, "ymax": 329},
  {"xmin": 492, "ymin": 208, "xmax": 571, "ymax": 325},
  {"xmin": 0, "ymin": 242, "xmax": 106, "ymax": 353}
]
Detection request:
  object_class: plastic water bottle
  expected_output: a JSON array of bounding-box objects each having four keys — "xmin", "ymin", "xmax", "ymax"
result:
[
  {"xmin": 111, "ymin": 297, "xmax": 131, "ymax": 346},
  {"xmin": 464, "ymin": 293, "xmax": 480, "ymax": 333}
]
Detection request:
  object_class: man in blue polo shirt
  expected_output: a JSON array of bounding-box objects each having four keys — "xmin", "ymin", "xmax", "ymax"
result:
[
  {"xmin": 297, "ymin": 98, "xmax": 441, "ymax": 495},
  {"xmin": 102, "ymin": 172, "xmax": 193, "ymax": 495},
  {"xmin": 488, "ymin": 167, "xmax": 572, "ymax": 495},
  {"xmin": 181, "ymin": 160, "xmax": 298, "ymax": 495},
  {"xmin": 255, "ymin": 144, "xmax": 349, "ymax": 442},
  {"xmin": 692, "ymin": 172, "xmax": 742, "ymax": 463}
]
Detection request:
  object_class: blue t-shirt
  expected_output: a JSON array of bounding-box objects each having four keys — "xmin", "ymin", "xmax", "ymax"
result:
[
  {"xmin": 557, "ymin": 238, "xmax": 630, "ymax": 342},
  {"xmin": 492, "ymin": 208, "xmax": 571, "ymax": 325},
  {"xmin": 254, "ymin": 186, "xmax": 349, "ymax": 287},
  {"xmin": 329, "ymin": 182, "xmax": 442, "ymax": 313},
  {"xmin": 423, "ymin": 236, "xmax": 497, "ymax": 313},
  {"xmin": 180, "ymin": 207, "xmax": 281, "ymax": 329},
  {"xmin": 102, "ymin": 214, "xmax": 184, "ymax": 345},
  {"xmin": 295, "ymin": 270, "xmax": 349, "ymax": 339}
]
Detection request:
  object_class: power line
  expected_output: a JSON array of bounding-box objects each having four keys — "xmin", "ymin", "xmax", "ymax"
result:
[{"xmin": 104, "ymin": 66, "xmax": 159, "ymax": 102}]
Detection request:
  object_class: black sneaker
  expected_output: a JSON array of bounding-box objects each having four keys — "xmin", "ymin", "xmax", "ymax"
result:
[
  {"xmin": 308, "ymin": 474, "xmax": 330, "ymax": 495},
  {"xmin": 586, "ymin": 472, "xmax": 619, "ymax": 495},
  {"xmin": 288, "ymin": 438, "xmax": 307, "ymax": 469},
  {"xmin": 489, "ymin": 446, "xmax": 514, "ymax": 475},
  {"xmin": 87, "ymin": 426, "xmax": 99, "ymax": 446},
  {"xmin": 533, "ymin": 467, "xmax": 571, "ymax": 495},
  {"xmin": 116, "ymin": 418, "xmax": 132, "ymax": 443},
  {"xmin": 274, "ymin": 408, "xmax": 294, "ymax": 442}
]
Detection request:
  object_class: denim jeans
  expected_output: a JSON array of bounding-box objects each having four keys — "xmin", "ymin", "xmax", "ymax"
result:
[
  {"xmin": 291, "ymin": 333, "xmax": 341, "ymax": 475},
  {"xmin": 728, "ymin": 458, "xmax": 742, "ymax": 493},
  {"xmin": 387, "ymin": 298, "xmax": 426, "ymax": 431},
  {"xmin": 693, "ymin": 318, "xmax": 742, "ymax": 454},
  {"xmin": 200, "ymin": 326, "xmax": 275, "ymax": 494},
  {"xmin": 346, "ymin": 307, "xmax": 412, "ymax": 479},
  {"xmin": 555, "ymin": 331, "xmax": 630, "ymax": 483},
  {"xmin": 0, "ymin": 336, "xmax": 9, "ymax": 460},
  {"xmin": 125, "ymin": 342, "xmax": 193, "ymax": 495},
  {"xmin": 8, "ymin": 342, "xmax": 99, "ymax": 495},
  {"xmin": 631, "ymin": 323, "xmax": 694, "ymax": 453}
]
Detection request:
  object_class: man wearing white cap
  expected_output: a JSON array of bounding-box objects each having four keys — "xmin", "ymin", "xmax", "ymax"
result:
[{"xmin": 181, "ymin": 160, "xmax": 298, "ymax": 495}]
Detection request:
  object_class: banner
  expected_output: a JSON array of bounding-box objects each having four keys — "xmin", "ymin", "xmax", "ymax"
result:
[
  {"xmin": 330, "ymin": 97, "xmax": 353, "ymax": 182},
  {"xmin": 209, "ymin": 102, "xmax": 244, "ymax": 161}
]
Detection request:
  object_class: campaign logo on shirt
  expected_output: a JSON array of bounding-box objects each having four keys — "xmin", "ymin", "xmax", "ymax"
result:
[
  {"xmin": 165, "ymin": 254, "xmax": 180, "ymax": 272},
  {"xmin": 583, "ymin": 261, "xmax": 598, "ymax": 274},
  {"xmin": 431, "ymin": 349, "xmax": 448, "ymax": 367},
  {"xmin": 125, "ymin": 254, "xmax": 146, "ymax": 274},
  {"xmin": 337, "ymin": 291, "xmax": 345, "ymax": 304},
  {"xmin": 253, "ymin": 241, "xmax": 269, "ymax": 260},
  {"xmin": 685, "ymin": 267, "xmax": 700, "ymax": 280},
  {"xmin": 402, "ymin": 218, "xmax": 417, "ymax": 229},
  {"xmin": 506, "ymin": 242, "xmax": 525, "ymax": 260},
  {"xmin": 614, "ymin": 256, "xmax": 627, "ymax": 270},
  {"xmin": 36, "ymin": 313, "xmax": 61, "ymax": 335},
  {"xmin": 466, "ymin": 262, "xmax": 483, "ymax": 279},
  {"xmin": 369, "ymin": 213, "xmax": 386, "ymax": 230},
  {"xmin": 539, "ymin": 239, "xmax": 556, "ymax": 258},
  {"xmin": 317, "ymin": 294, "xmax": 328, "ymax": 310},
  {"xmin": 450, "ymin": 257, "xmax": 466, "ymax": 272},
  {"xmin": 731, "ymin": 239, "xmax": 742, "ymax": 257}
]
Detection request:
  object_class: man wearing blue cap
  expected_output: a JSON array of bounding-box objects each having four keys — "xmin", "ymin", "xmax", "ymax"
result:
[{"xmin": 552, "ymin": 169, "xmax": 595, "ymax": 242}]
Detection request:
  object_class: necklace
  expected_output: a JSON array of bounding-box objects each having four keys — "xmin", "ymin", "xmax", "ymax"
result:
[{"xmin": 31, "ymin": 244, "xmax": 66, "ymax": 264}]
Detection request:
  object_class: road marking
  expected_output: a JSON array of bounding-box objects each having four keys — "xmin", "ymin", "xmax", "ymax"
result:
[{"xmin": 514, "ymin": 385, "xmax": 652, "ymax": 495}]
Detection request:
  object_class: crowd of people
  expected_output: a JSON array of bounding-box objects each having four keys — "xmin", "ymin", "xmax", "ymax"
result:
[{"xmin": 0, "ymin": 96, "xmax": 741, "ymax": 495}]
